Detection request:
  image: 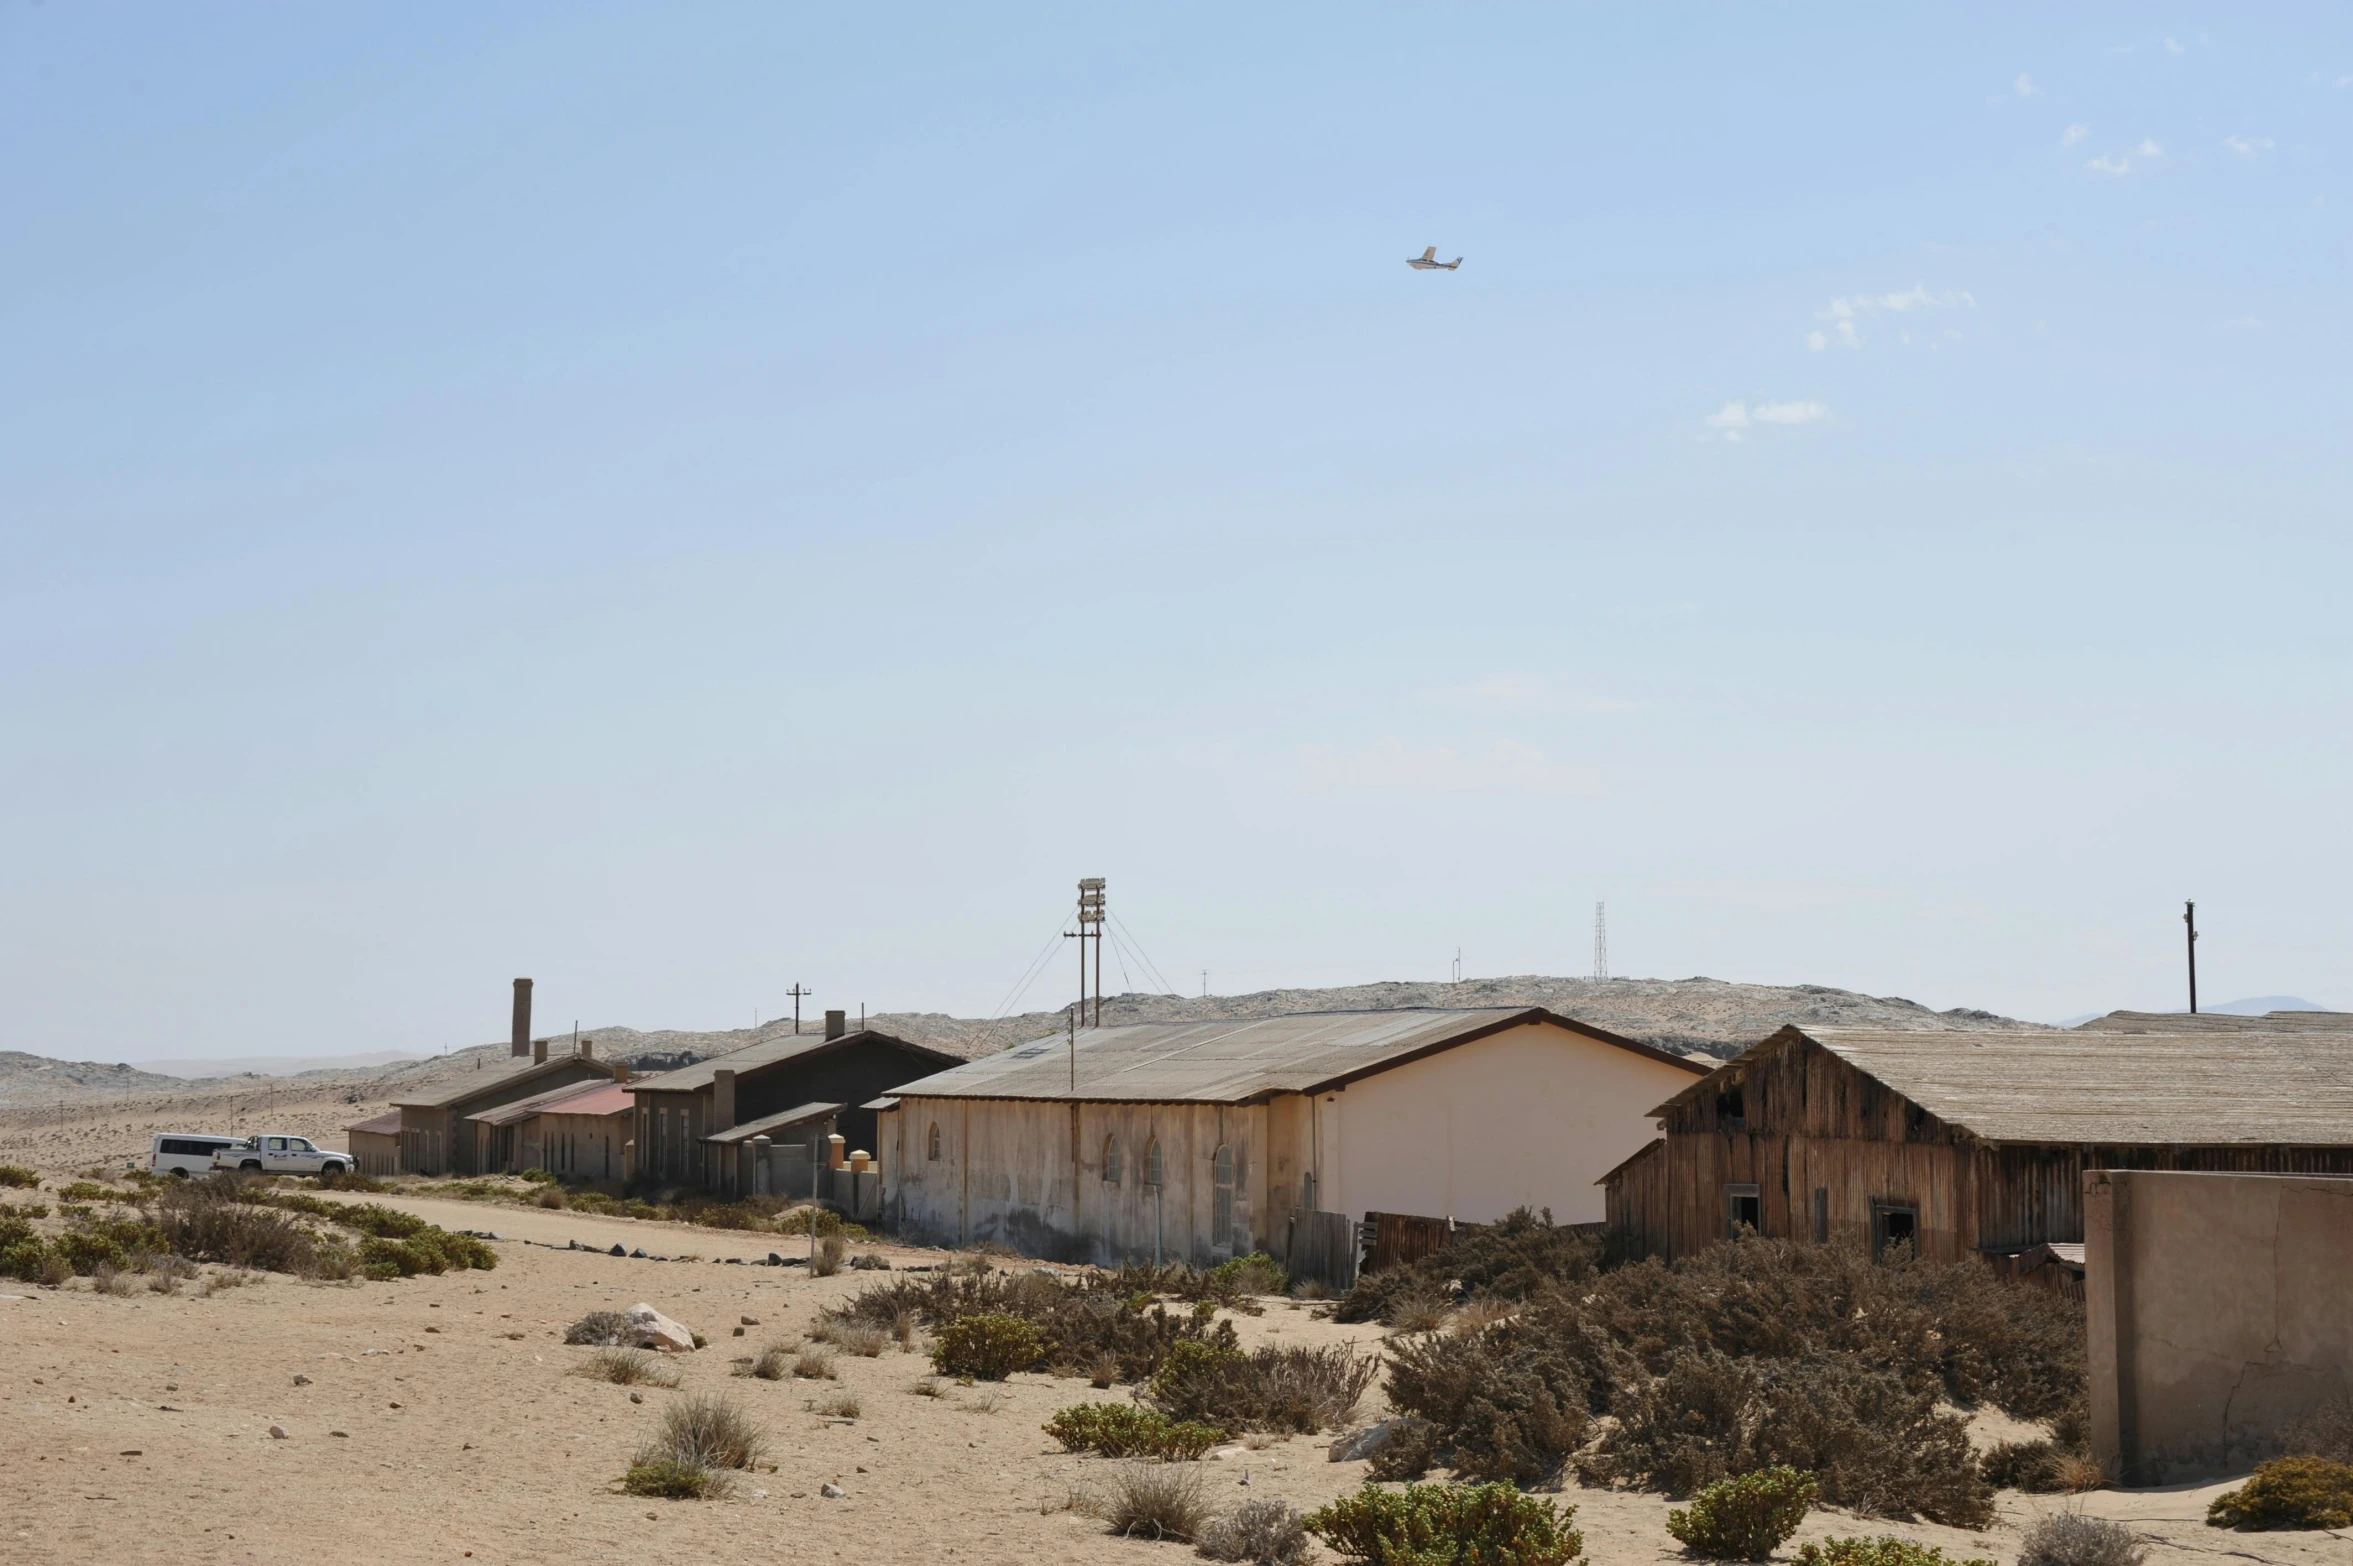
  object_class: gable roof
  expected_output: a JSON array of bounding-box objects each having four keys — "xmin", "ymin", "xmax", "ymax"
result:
[
  {"xmin": 394, "ymin": 1052, "xmax": 615, "ymax": 1111},
  {"xmin": 2076, "ymin": 1009, "xmax": 2353, "ymax": 1035},
  {"xmin": 703, "ymin": 1101, "xmax": 842, "ymax": 1146},
  {"xmin": 346, "ymin": 1110, "xmax": 403, "ymax": 1137},
  {"xmin": 1659, "ymin": 1024, "xmax": 2353, "ymax": 1147},
  {"xmin": 629, "ymin": 1029, "xmax": 962, "ymax": 1095},
  {"xmin": 884, "ymin": 1007, "xmax": 1706, "ymax": 1106},
  {"xmin": 467, "ymin": 1077, "xmax": 635, "ymax": 1127}
]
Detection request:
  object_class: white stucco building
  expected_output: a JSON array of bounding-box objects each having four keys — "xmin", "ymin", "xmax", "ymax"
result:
[{"xmin": 874, "ymin": 1007, "xmax": 1707, "ymax": 1276}]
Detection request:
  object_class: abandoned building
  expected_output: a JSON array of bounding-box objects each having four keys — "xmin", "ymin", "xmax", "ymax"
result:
[
  {"xmin": 344, "ymin": 1110, "xmax": 402, "ymax": 1178},
  {"xmin": 1601, "ymin": 1022, "xmax": 2353, "ymax": 1263},
  {"xmin": 391, "ymin": 1041, "xmax": 616, "ymax": 1176},
  {"xmin": 628, "ymin": 1012, "xmax": 961, "ymax": 1191},
  {"xmin": 467, "ymin": 1075, "xmax": 638, "ymax": 1180},
  {"xmin": 877, "ymin": 1007, "xmax": 1708, "ymax": 1272}
]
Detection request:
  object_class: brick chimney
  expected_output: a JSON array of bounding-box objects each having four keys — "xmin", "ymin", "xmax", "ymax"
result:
[
  {"xmin": 579, "ymin": 1039, "xmax": 595, "ymax": 1060},
  {"xmin": 712, "ymin": 1068, "xmax": 737, "ymax": 1132},
  {"xmin": 511, "ymin": 978, "xmax": 533, "ymax": 1058},
  {"xmin": 532, "ymin": 1037, "xmax": 548, "ymax": 1065},
  {"xmin": 825, "ymin": 1009, "xmax": 847, "ymax": 1041}
]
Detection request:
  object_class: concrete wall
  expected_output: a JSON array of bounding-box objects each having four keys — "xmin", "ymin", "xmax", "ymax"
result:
[{"xmin": 2088, "ymin": 1168, "xmax": 2353, "ymax": 1484}]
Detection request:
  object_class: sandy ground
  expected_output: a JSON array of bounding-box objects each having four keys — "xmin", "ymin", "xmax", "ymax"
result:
[{"xmin": 5, "ymin": 1193, "xmax": 2343, "ymax": 1566}]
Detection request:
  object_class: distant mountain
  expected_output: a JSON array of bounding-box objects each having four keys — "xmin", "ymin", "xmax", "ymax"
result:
[
  {"xmin": 0, "ymin": 973, "xmax": 2047, "ymax": 1109},
  {"xmin": 129, "ymin": 1051, "xmax": 427, "ymax": 1080},
  {"xmin": 2203, "ymin": 995, "xmax": 2332, "ymax": 1015}
]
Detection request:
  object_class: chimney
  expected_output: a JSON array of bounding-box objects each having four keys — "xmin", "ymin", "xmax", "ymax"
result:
[
  {"xmin": 532, "ymin": 1037, "xmax": 548, "ymax": 1065},
  {"xmin": 511, "ymin": 978, "xmax": 534, "ymax": 1058},
  {"xmin": 579, "ymin": 1038, "xmax": 594, "ymax": 1060},
  {"xmin": 712, "ymin": 1068, "xmax": 737, "ymax": 1132},
  {"xmin": 825, "ymin": 1009, "xmax": 847, "ymax": 1040}
]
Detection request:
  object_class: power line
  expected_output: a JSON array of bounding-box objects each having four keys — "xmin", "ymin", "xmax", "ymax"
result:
[
  {"xmin": 992, "ymin": 920, "xmax": 1076, "ymax": 1020},
  {"xmin": 1109, "ymin": 910, "xmax": 1178, "ymax": 996}
]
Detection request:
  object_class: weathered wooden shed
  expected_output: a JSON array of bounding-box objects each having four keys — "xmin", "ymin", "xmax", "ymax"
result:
[
  {"xmin": 878, "ymin": 1007, "xmax": 1707, "ymax": 1272},
  {"xmin": 1601, "ymin": 1022, "xmax": 2353, "ymax": 1264},
  {"xmin": 343, "ymin": 1111, "xmax": 402, "ymax": 1178},
  {"xmin": 629, "ymin": 1019, "xmax": 961, "ymax": 1193}
]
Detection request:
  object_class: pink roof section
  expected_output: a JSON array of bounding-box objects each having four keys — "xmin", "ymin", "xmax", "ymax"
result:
[{"xmin": 527, "ymin": 1079, "xmax": 636, "ymax": 1119}]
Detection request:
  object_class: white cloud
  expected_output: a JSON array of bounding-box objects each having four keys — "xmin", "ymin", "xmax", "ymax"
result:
[
  {"xmin": 2164, "ymin": 36, "xmax": 2184, "ymax": 55},
  {"xmin": 2086, "ymin": 153, "xmax": 2131, "ymax": 175},
  {"xmin": 1705, "ymin": 399, "xmax": 1828, "ymax": 440},
  {"xmin": 2137, "ymin": 138, "xmax": 2165, "ymax": 158},
  {"xmin": 2062, "ymin": 124, "xmax": 2091, "ymax": 147},
  {"xmin": 1295, "ymin": 737, "xmax": 1602, "ymax": 798},
  {"xmin": 2014, "ymin": 73, "xmax": 2041, "ymax": 97},
  {"xmin": 1811, "ymin": 285, "xmax": 1974, "ymax": 349},
  {"xmin": 2223, "ymin": 135, "xmax": 2275, "ymax": 157}
]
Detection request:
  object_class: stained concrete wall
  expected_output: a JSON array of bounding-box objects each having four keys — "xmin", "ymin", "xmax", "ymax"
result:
[{"xmin": 2087, "ymin": 1168, "xmax": 2353, "ymax": 1484}]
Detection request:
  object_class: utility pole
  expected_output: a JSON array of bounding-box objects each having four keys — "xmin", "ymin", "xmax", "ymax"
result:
[
  {"xmin": 2184, "ymin": 901, "xmax": 2199, "ymax": 1014},
  {"xmin": 1068, "ymin": 1007, "xmax": 1077, "ymax": 1094},
  {"xmin": 1068, "ymin": 878, "xmax": 1106, "ymax": 1027},
  {"xmin": 787, "ymin": 984, "xmax": 813, "ymax": 1035},
  {"xmin": 1594, "ymin": 902, "xmax": 1609, "ymax": 982}
]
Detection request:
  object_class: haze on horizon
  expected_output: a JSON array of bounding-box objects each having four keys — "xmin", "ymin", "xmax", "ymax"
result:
[{"xmin": 5, "ymin": 6, "xmax": 2349, "ymax": 1062}]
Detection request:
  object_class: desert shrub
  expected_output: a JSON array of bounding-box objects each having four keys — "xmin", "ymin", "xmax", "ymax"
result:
[
  {"xmin": 1206, "ymin": 1252, "xmax": 1291, "ymax": 1299},
  {"xmin": 566, "ymin": 1310, "xmax": 636, "ymax": 1346},
  {"xmin": 2281, "ymin": 1395, "xmax": 2353, "ymax": 1463},
  {"xmin": 812, "ymin": 1234, "xmax": 846, "ymax": 1277},
  {"xmin": 0, "ymin": 1166, "xmax": 37, "ymax": 1189},
  {"xmin": 651, "ymin": 1392, "xmax": 766, "ymax": 1470},
  {"xmin": 1385, "ymin": 1286, "xmax": 1453, "ymax": 1333},
  {"xmin": 774, "ymin": 1205, "xmax": 864, "ymax": 1237},
  {"xmin": 1588, "ymin": 1351, "xmax": 1992, "ymax": 1527},
  {"xmin": 1197, "ymin": 1498, "xmax": 1311, "ymax": 1565},
  {"xmin": 792, "ymin": 1345, "xmax": 837, "ymax": 1380},
  {"xmin": 58, "ymin": 1181, "xmax": 123, "ymax": 1204},
  {"xmin": 2015, "ymin": 1513, "xmax": 2144, "ymax": 1566},
  {"xmin": 1336, "ymin": 1208, "xmax": 1602, "ymax": 1326},
  {"xmin": 1148, "ymin": 1340, "xmax": 1379, "ymax": 1435},
  {"xmin": 1047, "ymin": 1403, "xmax": 1226, "ymax": 1460},
  {"xmin": 931, "ymin": 1313, "xmax": 1045, "ymax": 1379},
  {"xmin": 313, "ymin": 1169, "xmax": 385, "ymax": 1192},
  {"xmin": 1383, "ymin": 1319, "xmax": 1593, "ymax": 1483},
  {"xmin": 809, "ymin": 1390, "xmax": 861, "ymax": 1418},
  {"xmin": 535, "ymin": 1186, "xmax": 566, "ymax": 1209},
  {"xmin": 829, "ymin": 1267, "xmax": 1241, "ymax": 1382},
  {"xmin": 580, "ymin": 1347, "xmax": 680, "ymax": 1387},
  {"xmin": 330, "ymin": 1203, "xmax": 431, "ymax": 1239},
  {"xmin": 2206, "ymin": 1455, "xmax": 2353, "ymax": 1530},
  {"xmin": 1306, "ymin": 1481, "xmax": 1583, "ymax": 1565},
  {"xmin": 622, "ymin": 1457, "xmax": 720, "ymax": 1499},
  {"xmin": 153, "ymin": 1180, "xmax": 317, "ymax": 1273},
  {"xmin": 1795, "ymin": 1540, "xmax": 1998, "ymax": 1566},
  {"xmin": 1665, "ymin": 1467, "xmax": 1819, "ymax": 1560},
  {"xmin": 518, "ymin": 1167, "xmax": 557, "ymax": 1183},
  {"xmin": 812, "ymin": 1319, "xmax": 889, "ymax": 1357},
  {"xmin": 1102, "ymin": 1459, "xmax": 1212, "ymax": 1542},
  {"xmin": 850, "ymin": 1252, "xmax": 891, "ymax": 1270},
  {"xmin": 54, "ymin": 1215, "xmax": 168, "ymax": 1276},
  {"xmin": 356, "ymin": 1228, "xmax": 496, "ymax": 1279},
  {"xmin": 1981, "ymin": 1439, "xmax": 2067, "ymax": 1492}
]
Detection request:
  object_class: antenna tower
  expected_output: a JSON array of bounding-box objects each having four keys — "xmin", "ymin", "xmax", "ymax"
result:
[{"xmin": 1593, "ymin": 902, "xmax": 1608, "ymax": 982}]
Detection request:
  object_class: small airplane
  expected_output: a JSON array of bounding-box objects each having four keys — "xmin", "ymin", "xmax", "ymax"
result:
[{"xmin": 1406, "ymin": 246, "xmax": 1462, "ymax": 271}]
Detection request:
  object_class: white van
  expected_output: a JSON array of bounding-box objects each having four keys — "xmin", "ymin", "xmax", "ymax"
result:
[{"xmin": 150, "ymin": 1133, "xmax": 240, "ymax": 1178}]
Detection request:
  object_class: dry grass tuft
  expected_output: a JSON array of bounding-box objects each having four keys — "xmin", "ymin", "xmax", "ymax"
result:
[
  {"xmin": 807, "ymin": 1390, "xmax": 862, "ymax": 1418},
  {"xmin": 2017, "ymin": 1511, "xmax": 2145, "ymax": 1566},
  {"xmin": 792, "ymin": 1344, "xmax": 838, "ymax": 1380},
  {"xmin": 741, "ymin": 1344, "xmax": 793, "ymax": 1381},
  {"xmin": 579, "ymin": 1346, "xmax": 681, "ymax": 1387},
  {"xmin": 1101, "ymin": 1459, "xmax": 1210, "ymax": 1542},
  {"xmin": 909, "ymin": 1376, "xmax": 948, "ymax": 1398},
  {"xmin": 812, "ymin": 1233, "xmax": 846, "ymax": 1278}
]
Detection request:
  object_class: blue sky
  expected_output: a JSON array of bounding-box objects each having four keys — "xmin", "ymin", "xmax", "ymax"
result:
[{"xmin": 5, "ymin": 5, "xmax": 2350, "ymax": 1059}]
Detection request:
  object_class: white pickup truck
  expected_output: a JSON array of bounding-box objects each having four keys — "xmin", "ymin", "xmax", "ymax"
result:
[{"xmin": 212, "ymin": 1134, "xmax": 350, "ymax": 1177}]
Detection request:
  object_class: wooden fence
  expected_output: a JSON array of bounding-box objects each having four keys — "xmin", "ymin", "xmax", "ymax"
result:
[
  {"xmin": 1281, "ymin": 1209, "xmax": 1357, "ymax": 1292},
  {"xmin": 1359, "ymin": 1211, "xmax": 1608, "ymax": 1276}
]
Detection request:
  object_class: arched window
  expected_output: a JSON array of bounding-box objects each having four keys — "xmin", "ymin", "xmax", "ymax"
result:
[
  {"xmin": 1102, "ymin": 1135, "xmax": 1123, "ymax": 1186},
  {"xmin": 1143, "ymin": 1137, "xmax": 1164, "ymax": 1187},
  {"xmin": 927, "ymin": 1123, "xmax": 942, "ymax": 1161}
]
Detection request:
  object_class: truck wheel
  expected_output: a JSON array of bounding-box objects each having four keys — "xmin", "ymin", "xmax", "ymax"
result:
[
  {"xmin": 169, "ymin": 1167, "xmax": 190, "ymax": 1179},
  {"xmin": 240, "ymin": 1160, "xmax": 263, "ymax": 1173},
  {"xmin": 321, "ymin": 1162, "xmax": 346, "ymax": 1176}
]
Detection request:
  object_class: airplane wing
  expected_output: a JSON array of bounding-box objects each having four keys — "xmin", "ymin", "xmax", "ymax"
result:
[{"xmin": 1418, "ymin": 247, "xmax": 1437, "ymax": 262}]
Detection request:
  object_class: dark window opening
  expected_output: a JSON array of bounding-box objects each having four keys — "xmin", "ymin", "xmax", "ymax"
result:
[
  {"xmin": 1716, "ymin": 1084, "xmax": 1747, "ymax": 1128},
  {"xmin": 1811, "ymin": 1187, "xmax": 1829, "ymax": 1243},
  {"xmin": 1726, "ymin": 1182, "xmax": 1762, "ymax": 1236},
  {"xmin": 1872, "ymin": 1201, "xmax": 1918, "ymax": 1261}
]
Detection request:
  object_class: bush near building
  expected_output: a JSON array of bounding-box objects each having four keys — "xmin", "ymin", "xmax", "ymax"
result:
[
  {"xmin": 1664, "ymin": 1467, "xmax": 1819, "ymax": 1560},
  {"xmin": 2206, "ymin": 1456, "xmax": 2353, "ymax": 1530},
  {"xmin": 1305, "ymin": 1482, "xmax": 1582, "ymax": 1566}
]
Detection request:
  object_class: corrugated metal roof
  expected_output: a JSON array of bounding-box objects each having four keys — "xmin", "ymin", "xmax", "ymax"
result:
[
  {"xmin": 394, "ymin": 1053, "xmax": 612, "ymax": 1110},
  {"xmin": 703, "ymin": 1101, "xmax": 842, "ymax": 1145},
  {"xmin": 631, "ymin": 1030, "xmax": 959, "ymax": 1094},
  {"xmin": 1684, "ymin": 1025, "xmax": 2353, "ymax": 1147},
  {"xmin": 2077, "ymin": 1009, "xmax": 2353, "ymax": 1034},
  {"xmin": 345, "ymin": 1110, "xmax": 402, "ymax": 1137},
  {"xmin": 886, "ymin": 1008, "xmax": 1703, "ymax": 1105},
  {"xmin": 467, "ymin": 1077, "xmax": 635, "ymax": 1127}
]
